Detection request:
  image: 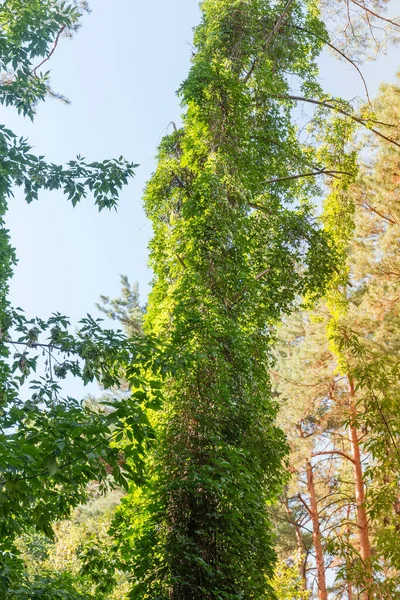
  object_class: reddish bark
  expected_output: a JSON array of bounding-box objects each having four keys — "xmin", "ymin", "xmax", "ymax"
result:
[
  {"xmin": 306, "ymin": 460, "xmax": 328, "ymax": 600},
  {"xmin": 347, "ymin": 582, "xmax": 354, "ymax": 600},
  {"xmin": 284, "ymin": 500, "xmax": 307, "ymax": 590},
  {"xmin": 348, "ymin": 376, "xmax": 372, "ymax": 600}
]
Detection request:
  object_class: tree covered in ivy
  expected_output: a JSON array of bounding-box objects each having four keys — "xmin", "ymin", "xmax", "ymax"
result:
[
  {"xmin": 2, "ymin": 1, "xmax": 399, "ymax": 599},
  {"xmin": 109, "ymin": 1, "xmax": 362, "ymax": 598}
]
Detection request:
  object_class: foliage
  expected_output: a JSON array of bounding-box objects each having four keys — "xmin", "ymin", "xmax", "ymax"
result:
[
  {"xmin": 16, "ymin": 489, "xmax": 131, "ymax": 599},
  {"xmin": 2, "ymin": 1, "xmax": 400, "ymax": 599},
  {"xmin": 12, "ymin": 274, "xmax": 148, "ymax": 599},
  {"xmin": 272, "ymin": 76, "xmax": 400, "ymax": 597},
  {"xmin": 108, "ymin": 1, "xmax": 362, "ymax": 599},
  {"xmin": 97, "ymin": 275, "xmax": 144, "ymax": 337},
  {"xmin": 270, "ymin": 555, "xmax": 311, "ymax": 600},
  {"xmin": 0, "ymin": 1, "xmax": 157, "ymax": 596}
]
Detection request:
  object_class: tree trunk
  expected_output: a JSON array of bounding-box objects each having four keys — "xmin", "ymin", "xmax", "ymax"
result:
[
  {"xmin": 306, "ymin": 461, "xmax": 328, "ymax": 600},
  {"xmin": 348, "ymin": 376, "xmax": 372, "ymax": 600},
  {"xmin": 347, "ymin": 581, "xmax": 354, "ymax": 600},
  {"xmin": 346, "ymin": 504, "xmax": 354, "ymax": 600},
  {"xmin": 284, "ymin": 499, "xmax": 307, "ymax": 590}
]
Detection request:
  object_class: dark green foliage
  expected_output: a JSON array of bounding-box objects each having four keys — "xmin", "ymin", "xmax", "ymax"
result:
[
  {"xmin": 7, "ymin": 572, "xmax": 93, "ymax": 600},
  {"xmin": 0, "ymin": 1, "xmax": 149, "ymax": 596}
]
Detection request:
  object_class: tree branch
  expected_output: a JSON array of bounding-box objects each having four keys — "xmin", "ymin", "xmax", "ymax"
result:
[
  {"xmin": 312, "ymin": 450, "xmax": 355, "ymax": 464},
  {"xmin": 5, "ymin": 339, "xmax": 62, "ymax": 351},
  {"xmin": 177, "ymin": 253, "xmax": 188, "ymax": 270},
  {"xmin": 272, "ymin": 94, "xmax": 400, "ymax": 149},
  {"xmin": 350, "ymin": 0, "xmax": 400, "ymax": 29},
  {"xmin": 298, "ymin": 493, "xmax": 312, "ymax": 516},
  {"xmin": 292, "ymin": 25, "xmax": 372, "ymax": 105},
  {"xmin": 325, "ymin": 40, "xmax": 372, "ymax": 106},
  {"xmin": 271, "ymin": 369, "xmax": 324, "ymax": 388},
  {"xmin": 230, "ymin": 268, "xmax": 271, "ymax": 307},
  {"xmin": 255, "ymin": 267, "xmax": 271, "ymax": 281},
  {"xmin": 32, "ymin": 26, "xmax": 66, "ymax": 76},
  {"xmin": 362, "ymin": 201, "xmax": 397, "ymax": 225},
  {"xmin": 260, "ymin": 167, "xmax": 354, "ymax": 185}
]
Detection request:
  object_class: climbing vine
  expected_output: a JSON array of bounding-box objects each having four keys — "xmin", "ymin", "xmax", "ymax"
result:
[{"xmin": 111, "ymin": 2, "xmax": 356, "ymax": 599}]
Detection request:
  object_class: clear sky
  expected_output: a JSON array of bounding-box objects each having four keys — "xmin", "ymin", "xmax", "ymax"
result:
[
  {"xmin": 5, "ymin": 1, "xmax": 201, "ymax": 323},
  {"xmin": 4, "ymin": 1, "xmax": 399, "ymax": 395}
]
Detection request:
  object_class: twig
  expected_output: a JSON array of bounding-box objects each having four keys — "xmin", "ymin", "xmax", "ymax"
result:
[
  {"xmin": 324, "ymin": 40, "xmax": 372, "ymax": 106},
  {"xmin": 6, "ymin": 340, "xmax": 62, "ymax": 351},
  {"xmin": 273, "ymin": 94, "xmax": 400, "ymax": 149},
  {"xmin": 350, "ymin": 0, "xmax": 400, "ymax": 29},
  {"xmin": 271, "ymin": 370, "xmax": 324, "ymax": 388},
  {"xmin": 298, "ymin": 493, "xmax": 312, "ymax": 516},
  {"xmin": 362, "ymin": 201, "xmax": 397, "ymax": 224},
  {"xmin": 255, "ymin": 267, "xmax": 271, "ymax": 281},
  {"xmin": 312, "ymin": 450, "xmax": 355, "ymax": 464},
  {"xmin": 292, "ymin": 25, "xmax": 372, "ymax": 105},
  {"xmin": 32, "ymin": 26, "xmax": 66, "ymax": 76},
  {"xmin": 177, "ymin": 254, "xmax": 187, "ymax": 270},
  {"xmin": 230, "ymin": 268, "xmax": 271, "ymax": 307},
  {"xmin": 261, "ymin": 167, "xmax": 354, "ymax": 185}
]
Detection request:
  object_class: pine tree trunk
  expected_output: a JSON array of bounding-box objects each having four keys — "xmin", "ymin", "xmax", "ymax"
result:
[
  {"xmin": 348, "ymin": 376, "xmax": 372, "ymax": 600},
  {"xmin": 346, "ymin": 505, "xmax": 355, "ymax": 600},
  {"xmin": 306, "ymin": 461, "xmax": 328, "ymax": 600},
  {"xmin": 347, "ymin": 582, "xmax": 354, "ymax": 600},
  {"xmin": 284, "ymin": 500, "xmax": 307, "ymax": 589}
]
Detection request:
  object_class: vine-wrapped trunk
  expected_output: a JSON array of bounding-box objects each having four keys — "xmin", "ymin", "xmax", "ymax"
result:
[{"xmin": 131, "ymin": 2, "xmax": 338, "ymax": 598}]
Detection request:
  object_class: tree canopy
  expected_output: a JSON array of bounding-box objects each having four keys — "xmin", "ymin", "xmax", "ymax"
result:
[{"xmin": 1, "ymin": 1, "xmax": 400, "ymax": 599}]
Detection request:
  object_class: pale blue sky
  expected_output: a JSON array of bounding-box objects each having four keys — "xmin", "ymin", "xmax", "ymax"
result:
[
  {"xmin": 6, "ymin": 1, "xmax": 201, "ymax": 323},
  {"xmin": 4, "ymin": 1, "xmax": 399, "ymax": 396}
]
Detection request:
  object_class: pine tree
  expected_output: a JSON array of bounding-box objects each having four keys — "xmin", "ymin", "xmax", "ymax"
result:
[{"xmin": 272, "ymin": 76, "xmax": 400, "ymax": 598}]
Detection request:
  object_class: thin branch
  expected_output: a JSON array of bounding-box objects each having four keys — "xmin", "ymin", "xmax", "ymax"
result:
[
  {"xmin": 255, "ymin": 267, "xmax": 271, "ymax": 281},
  {"xmin": 362, "ymin": 201, "xmax": 397, "ymax": 224},
  {"xmin": 243, "ymin": 0, "xmax": 296, "ymax": 83},
  {"xmin": 292, "ymin": 25, "xmax": 372, "ymax": 105},
  {"xmin": 6, "ymin": 339, "xmax": 62, "ymax": 351},
  {"xmin": 274, "ymin": 94, "xmax": 388, "ymax": 126},
  {"xmin": 273, "ymin": 94, "xmax": 400, "ymax": 149},
  {"xmin": 312, "ymin": 449, "xmax": 356, "ymax": 464},
  {"xmin": 325, "ymin": 40, "xmax": 372, "ymax": 106},
  {"xmin": 261, "ymin": 167, "xmax": 353, "ymax": 185},
  {"xmin": 271, "ymin": 369, "xmax": 324, "ymax": 388},
  {"xmin": 319, "ymin": 499, "xmax": 357, "ymax": 520},
  {"xmin": 298, "ymin": 493, "xmax": 312, "ymax": 516},
  {"xmin": 322, "ymin": 520, "xmax": 362, "ymax": 534},
  {"xmin": 230, "ymin": 268, "xmax": 271, "ymax": 307},
  {"xmin": 48, "ymin": 347, "xmax": 53, "ymax": 386},
  {"xmin": 249, "ymin": 201, "xmax": 271, "ymax": 214},
  {"xmin": 177, "ymin": 253, "xmax": 187, "ymax": 270},
  {"xmin": 350, "ymin": 0, "xmax": 400, "ymax": 29},
  {"xmin": 32, "ymin": 26, "xmax": 66, "ymax": 76},
  {"xmin": 274, "ymin": 512, "xmax": 314, "ymax": 535}
]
